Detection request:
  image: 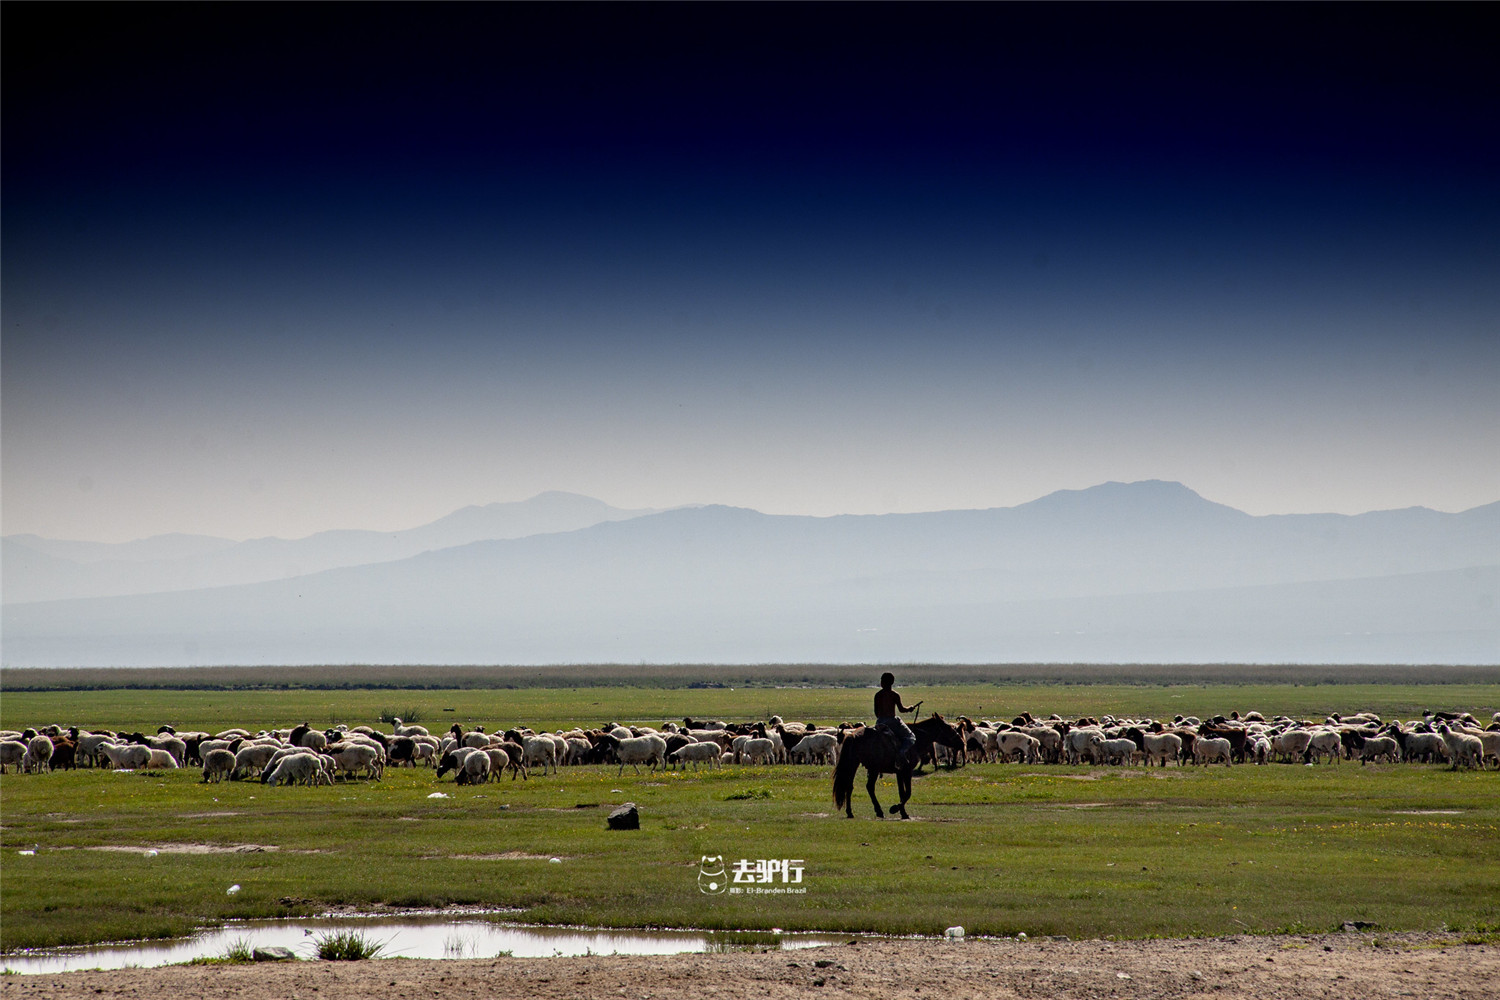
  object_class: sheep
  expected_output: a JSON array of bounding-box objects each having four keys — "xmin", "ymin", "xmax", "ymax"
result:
[
  {"xmin": 327, "ymin": 743, "xmax": 384, "ymax": 780},
  {"xmin": 1400, "ymin": 730, "xmax": 1449, "ymax": 764},
  {"xmin": 1017, "ymin": 727, "xmax": 1060, "ymax": 763},
  {"xmin": 668, "ymin": 740, "xmax": 722, "ymax": 770},
  {"xmin": 230, "ymin": 743, "xmax": 281, "ymax": 779},
  {"xmin": 455, "ymin": 750, "xmax": 491, "ymax": 785},
  {"xmin": 0, "ymin": 740, "xmax": 28, "ymax": 773},
  {"xmin": 265, "ymin": 752, "xmax": 330, "ymax": 786},
  {"xmin": 75, "ymin": 732, "xmax": 117, "ymax": 768},
  {"xmin": 99, "ymin": 742, "xmax": 152, "ymax": 770},
  {"xmin": 1358, "ymin": 736, "xmax": 1400, "ymax": 765},
  {"xmin": 522, "ymin": 735, "xmax": 559, "ymax": 775},
  {"xmin": 1305, "ymin": 730, "xmax": 1343, "ymax": 765},
  {"xmin": 1271, "ymin": 730, "xmax": 1313, "ymax": 763},
  {"xmin": 1142, "ymin": 731, "xmax": 1184, "ymax": 767},
  {"xmin": 1248, "ymin": 735, "xmax": 1272, "ymax": 765},
  {"xmin": 600, "ymin": 734, "xmax": 665, "ymax": 775},
  {"xmin": 1437, "ymin": 724, "xmax": 1483, "ymax": 770},
  {"xmin": 564, "ymin": 737, "xmax": 593, "ymax": 765},
  {"xmin": 1098, "ymin": 738, "xmax": 1137, "ymax": 766},
  {"xmin": 484, "ymin": 747, "xmax": 512, "ymax": 776},
  {"xmin": 1063, "ymin": 729, "xmax": 1104, "ymax": 765},
  {"xmin": 436, "ymin": 746, "xmax": 490, "ymax": 784},
  {"xmin": 1194, "ymin": 737, "xmax": 1233, "ymax": 766},
  {"xmin": 22, "ymin": 735, "xmax": 54, "ymax": 774},
  {"xmin": 740, "ymin": 737, "xmax": 777, "ymax": 765},
  {"xmin": 148, "ymin": 734, "xmax": 188, "ymax": 764},
  {"xmin": 202, "ymin": 748, "xmax": 237, "ymax": 782},
  {"xmin": 1475, "ymin": 731, "xmax": 1500, "ymax": 769},
  {"xmin": 787, "ymin": 732, "xmax": 840, "ymax": 765},
  {"xmin": 145, "ymin": 748, "xmax": 179, "ymax": 769},
  {"xmin": 390, "ymin": 717, "xmax": 430, "ymax": 737}
]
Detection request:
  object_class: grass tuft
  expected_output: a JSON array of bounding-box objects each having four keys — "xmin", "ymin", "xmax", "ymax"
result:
[
  {"xmin": 705, "ymin": 929, "xmax": 784, "ymax": 952},
  {"xmin": 313, "ymin": 930, "xmax": 386, "ymax": 960}
]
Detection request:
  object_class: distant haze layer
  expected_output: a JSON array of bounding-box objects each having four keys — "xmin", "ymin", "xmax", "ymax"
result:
[{"xmin": 4, "ymin": 482, "xmax": 1495, "ymax": 667}]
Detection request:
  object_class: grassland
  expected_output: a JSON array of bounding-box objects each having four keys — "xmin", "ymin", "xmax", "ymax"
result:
[{"xmin": 2, "ymin": 677, "xmax": 1498, "ymax": 954}]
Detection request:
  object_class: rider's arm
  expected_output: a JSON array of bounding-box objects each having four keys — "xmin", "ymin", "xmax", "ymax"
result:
[{"xmin": 896, "ymin": 694, "xmax": 914, "ymax": 713}]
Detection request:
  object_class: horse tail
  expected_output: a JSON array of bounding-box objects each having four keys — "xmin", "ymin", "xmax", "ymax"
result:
[{"xmin": 832, "ymin": 735, "xmax": 861, "ymax": 811}]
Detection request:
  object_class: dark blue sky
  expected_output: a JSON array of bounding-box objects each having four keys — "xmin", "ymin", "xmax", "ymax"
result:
[{"xmin": 4, "ymin": 4, "xmax": 1496, "ymax": 541}]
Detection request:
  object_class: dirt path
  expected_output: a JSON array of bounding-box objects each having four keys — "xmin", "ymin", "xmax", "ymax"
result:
[{"xmin": 3, "ymin": 932, "xmax": 1493, "ymax": 999}]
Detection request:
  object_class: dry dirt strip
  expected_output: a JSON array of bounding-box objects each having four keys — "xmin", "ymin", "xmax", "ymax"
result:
[{"xmin": 3, "ymin": 934, "xmax": 1493, "ymax": 1000}]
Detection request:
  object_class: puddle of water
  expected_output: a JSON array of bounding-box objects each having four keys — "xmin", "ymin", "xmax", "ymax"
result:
[{"xmin": 1, "ymin": 918, "xmax": 847, "ymax": 975}]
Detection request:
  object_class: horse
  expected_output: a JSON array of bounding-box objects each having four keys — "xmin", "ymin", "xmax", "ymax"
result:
[
  {"xmin": 911, "ymin": 713, "xmax": 968, "ymax": 771},
  {"xmin": 831, "ymin": 714, "xmax": 967, "ymax": 819}
]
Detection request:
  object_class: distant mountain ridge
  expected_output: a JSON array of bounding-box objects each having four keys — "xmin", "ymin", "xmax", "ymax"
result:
[
  {"xmin": 2, "ymin": 491, "xmax": 662, "ymax": 604},
  {"xmin": 3, "ymin": 481, "xmax": 1495, "ymax": 666}
]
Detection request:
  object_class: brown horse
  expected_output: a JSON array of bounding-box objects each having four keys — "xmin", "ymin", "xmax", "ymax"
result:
[{"xmin": 832, "ymin": 715, "xmax": 966, "ymax": 819}]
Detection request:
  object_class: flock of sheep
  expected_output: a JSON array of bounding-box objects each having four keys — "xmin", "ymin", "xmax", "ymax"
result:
[
  {"xmin": 952, "ymin": 709, "xmax": 1500, "ymax": 769},
  {"xmin": 2, "ymin": 707, "xmax": 1497, "ymax": 786}
]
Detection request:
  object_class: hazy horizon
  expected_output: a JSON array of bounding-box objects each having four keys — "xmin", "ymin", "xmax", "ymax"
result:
[
  {"xmin": 4, "ymin": 7, "xmax": 1496, "ymax": 545},
  {"xmin": 4, "ymin": 482, "xmax": 1498, "ymax": 548}
]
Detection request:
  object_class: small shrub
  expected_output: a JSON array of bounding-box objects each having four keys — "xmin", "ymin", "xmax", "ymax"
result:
[
  {"xmin": 314, "ymin": 930, "xmax": 386, "ymax": 960},
  {"xmin": 378, "ymin": 707, "xmax": 421, "ymax": 725},
  {"xmin": 222, "ymin": 937, "xmax": 255, "ymax": 963}
]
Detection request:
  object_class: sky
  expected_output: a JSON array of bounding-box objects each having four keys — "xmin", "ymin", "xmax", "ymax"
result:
[{"xmin": 4, "ymin": 5, "xmax": 1497, "ymax": 543}]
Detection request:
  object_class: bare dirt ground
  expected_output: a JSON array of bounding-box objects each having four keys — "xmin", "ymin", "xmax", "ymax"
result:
[{"xmin": 3, "ymin": 932, "xmax": 1494, "ymax": 1000}]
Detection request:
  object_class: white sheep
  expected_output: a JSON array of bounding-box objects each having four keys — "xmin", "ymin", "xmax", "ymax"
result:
[
  {"xmin": 740, "ymin": 737, "xmax": 777, "ymax": 765},
  {"xmin": 390, "ymin": 718, "xmax": 430, "ymax": 737},
  {"xmin": 1249, "ymin": 735, "xmax": 1272, "ymax": 765},
  {"xmin": 0, "ymin": 740, "xmax": 29, "ymax": 773},
  {"xmin": 1358, "ymin": 736, "xmax": 1400, "ymax": 765},
  {"xmin": 231, "ymin": 743, "xmax": 281, "ymax": 778},
  {"xmin": 22, "ymin": 735, "xmax": 54, "ymax": 773},
  {"xmin": 1098, "ymin": 738, "xmax": 1137, "ymax": 766},
  {"xmin": 787, "ymin": 732, "xmax": 839, "ymax": 765},
  {"xmin": 1143, "ymin": 732, "xmax": 1183, "ymax": 767},
  {"xmin": 265, "ymin": 752, "xmax": 330, "ymax": 786},
  {"xmin": 611, "ymin": 735, "xmax": 665, "ymax": 775},
  {"xmin": 145, "ymin": 748, "xmax": 179, "ymax": 769},
  {"xmin": 522, "ymin": 736, "xmax": 559, "ymax": 775},
  {"xmin": 1063, "ymin": 729, "xmax": 1104, "ymax": 765},
  {"xmin": 1271, "ymin": 730, "xmax": 1313, "ymax": 763},
  {"xmin": 1437, "ymin": 724, "xmax": 1483, "ymax": 770},
  {"xmin": 1194, "ymin": 737, "xmax": 1233, "ymax": 766},
  {"xmin": 327, "ymin": 744, "xmax": 384, "ymax": 780},
  {"xmin": 1305, "ymin": 730, "xmax": 1342, "ymax": 764},
  {"xmin": 74, "ymin": 732, "xmax": 116, "ymax": 768},
  {"xmin": 99, "ymin": 742, "xmax": 152, "ymax": 770},
  {"xmin": 456, "ymin": 750, "xmax": 491, "ymax": 785},
  {"xmin": 668, "ymin": 740, "xmax": 722, "ymax": 770}
]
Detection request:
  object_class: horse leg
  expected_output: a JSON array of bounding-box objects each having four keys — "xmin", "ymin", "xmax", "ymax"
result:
[
  {"xmin": 895, "ymin": 768, "xmax": 911, "ymax": 819},
  {"xmin": 865, "ymin": 766, "xmax": 884, "ymax": 819}
]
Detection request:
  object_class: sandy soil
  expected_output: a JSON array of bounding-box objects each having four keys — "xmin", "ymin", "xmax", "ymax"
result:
[{"xmin": 3, "ymin": 932, "xmax": 1494, "ymax": 1000}]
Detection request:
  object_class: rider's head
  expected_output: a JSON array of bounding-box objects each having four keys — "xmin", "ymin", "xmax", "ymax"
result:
[{"xmin": 880, "ymin": 671, "xmax": 895, "ymax": 689}]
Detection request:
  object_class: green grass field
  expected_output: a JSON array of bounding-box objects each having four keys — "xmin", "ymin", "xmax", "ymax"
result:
[{"xmin": 2, "ymin": 681, "xmax": 1498, "ymax": 953}]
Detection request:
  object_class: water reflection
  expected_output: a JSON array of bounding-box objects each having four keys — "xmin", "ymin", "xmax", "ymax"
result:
[{"xmin": 2, "ymin": 918, "xmax": 847, "ymax": 975}]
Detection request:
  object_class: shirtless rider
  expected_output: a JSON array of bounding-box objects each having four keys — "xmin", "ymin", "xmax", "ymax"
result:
[{"xmin": 873, "ymin": 671, "xmax": 919, "ymax": 768}]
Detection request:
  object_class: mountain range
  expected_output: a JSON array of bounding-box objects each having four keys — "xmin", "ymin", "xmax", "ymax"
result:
[{"xmin": 3, "ymin": 481, "xmax": 1495, "ymax": 666}]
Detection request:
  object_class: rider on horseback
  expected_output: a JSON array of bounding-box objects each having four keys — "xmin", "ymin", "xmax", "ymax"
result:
[{"xmin": 874, "ymin": 671, "xmax": 918, "ymax": 769}]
